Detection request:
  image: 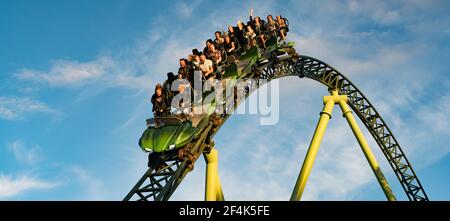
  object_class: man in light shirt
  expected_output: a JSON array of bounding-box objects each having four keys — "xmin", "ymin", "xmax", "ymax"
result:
[{"xmin": 199, "ymin": 54, "xmax": 214, "ymax": 81}]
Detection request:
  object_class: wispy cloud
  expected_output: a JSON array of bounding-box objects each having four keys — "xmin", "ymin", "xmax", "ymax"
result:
[
  {"xmin": 347, "ymin": 0, "xmax": 400, "ymax": 24},
  {"xmin": 13, "ymin": 27, "xmax": 195, "ymax": 97},
  {"xmin": 418, "ymin": 93, "xmax": 450, "ymax": 135},
  {"xmin": 0, "ymin": 174, "xmax": 58, "ymax": 199},
  {"xmin": 69, "ymin": 166, "xmax": 106, "ymax": 200},
  {"xmin": 174, "ymin": 0, "xmax": 203, "ymax": 19},
  {"xmin": 0, "ymin": 96, "xmax": 56, "ymax": 120},
  {"xmin": 15, "ymin": 56, "xmax": 153, "ymax": 91},
  {"xmin": 7, "ymin": 140, "xmax": 42, "ymax": 165},
  {"xmin": 16, "ymin": 57, "xmax": 113, "ymax": 87}
]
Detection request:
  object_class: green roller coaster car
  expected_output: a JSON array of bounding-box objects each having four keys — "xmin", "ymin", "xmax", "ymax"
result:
[{"xmin": 139, "ymin": 116, "xmax": 209, "ymax": 153}]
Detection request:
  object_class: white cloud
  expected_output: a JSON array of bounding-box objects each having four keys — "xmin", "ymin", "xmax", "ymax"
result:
[
  {"xmin": 347, "ymin": 0, "xmax": 400, "ymax": 24},
  {"xmin": 395, "ymin": 84, "xmax": 450, "ymax": 167},
  {"xmin": 7, "ymin": 140, "xmax": 42, "ymax": 165},
  {"xmin": 14, "ymin": 56, "xmax": 153, "ymax": 91},
  {"xmin": 419, "ymin": 93, "xmax": 450, "ymax": 135},
  {"xmin": 114, "ymin": 99, "xmax": 148, "ymax": 133},
  {"xmin": 69, "ymin": 166, "xmax": 106, "ymax": 200},
  {"xmin": 13, "ymin": 27, "xmax": 196, "ymax": 97},
  {"xmin": 174, "ymin": 0, "xmax": 202, "ymax": 19},
  {"xmin": 290, "ymin": 31, "xmax": 419, "ymax": 80},
  {"xmin": 0, "ymin": 174, "xmax": 57, "ymax": 199},
  {"xmin": 369, "ymin": 8, "xmax": 400, "ymax": 25},
  {"xmin": 16, "ymin": 57, "xmax": 113, "ymax": 87},
  {"xmin": 0, "ymin": 96, "xmax": 56, "ymax": 120},
  {"xmin": 13, "ymin": 25, "xmax": 169, "ymax": 93}
]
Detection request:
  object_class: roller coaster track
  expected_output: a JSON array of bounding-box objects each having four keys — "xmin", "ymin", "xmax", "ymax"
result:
[{"xmin": 124, "ymin": 54, "xmax": 429, "ymax": 201}]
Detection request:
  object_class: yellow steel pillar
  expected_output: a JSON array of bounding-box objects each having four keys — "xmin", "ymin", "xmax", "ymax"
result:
[
  {"xmin": 333, "ymin": 90, "xmax": 397, "ymax": 201},
  {"xmin": 290, "ymin": 95, "xmax": 335, "ymax": 201},
  {"xmin": 204, "ymin": 149, "xmax": 224, "ymax": 201},
  {"xmin": 216, "ymin": 176, "xmax": 225, "ymax": 201}
]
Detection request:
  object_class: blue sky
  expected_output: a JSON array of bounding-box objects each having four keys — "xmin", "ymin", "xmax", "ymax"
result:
[{"xmin": 1, "ymin": 0, "xmax": 449, "ymax": 200}]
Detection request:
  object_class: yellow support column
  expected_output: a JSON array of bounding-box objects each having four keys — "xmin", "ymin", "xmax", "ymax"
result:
[
  {"xmin": 204, "ymin": 149, "xmax": 220, "ymax": 201},
  {"xmin": 290, "ymin": 96, "xmax": 335, "ymax": 201},
  {"xmin": 216, "ymin": 176, "xmax": 225, "ymax": 201},
  {"xmin": 334, "ymin": 91, "xmax": 397, "ymax": 201}
]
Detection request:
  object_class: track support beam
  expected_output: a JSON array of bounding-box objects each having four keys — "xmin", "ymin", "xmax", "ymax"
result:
[
  {"xmin": 333, "ymin": 90, "xmax": 396, "ymax": 201},
  {"xmin": 290, "ymin": 90, "xmax": 396, "ymax": 201},
  {"xmin": 204, "ymin": 149, "xmax": 224, "ymax": 201},
  {"xmin": 290, "ymin": 94, "xmax": 334, "ymax": 201}
]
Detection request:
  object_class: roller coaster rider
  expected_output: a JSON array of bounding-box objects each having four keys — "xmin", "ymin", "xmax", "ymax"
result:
[
  {"xmin": 151, "ymin": 10, "xmax": 291, "ymax": 120},
  {"xmin": 249, "ymin": 9, "xmax": 267, "ymax": 48},
  {"xmin": 151, "ymin": 84, "xmax": 171, "ymax": 117},
  {"xmin": 162, "ymin": 72, "xmax": 176, "ymax": 98}
]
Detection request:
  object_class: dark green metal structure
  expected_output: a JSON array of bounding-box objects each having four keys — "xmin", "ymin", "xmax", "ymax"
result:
[{"xmin": 123, "ymin": 52, "xmax": 429, "ymax": 201}]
